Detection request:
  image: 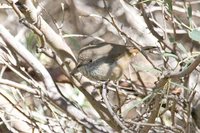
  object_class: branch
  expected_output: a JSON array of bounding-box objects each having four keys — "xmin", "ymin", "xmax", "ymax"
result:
[
  {"xmin": 7, "ymin": 0, "xmax": 125, "ymax": 131},
  {"xmin": 0, "ymin": 25, "xmax": 108, "ymax": 132}
]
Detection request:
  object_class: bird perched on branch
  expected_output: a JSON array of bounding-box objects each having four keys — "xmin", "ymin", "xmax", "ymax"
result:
[{"xmin": 76, "ymin": 43, "xmax": 155, "ymax": 81}]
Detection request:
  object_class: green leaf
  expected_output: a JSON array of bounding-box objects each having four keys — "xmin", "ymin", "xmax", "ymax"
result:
[
  {"xmin": 189, "ymin": 28, "xmax": 200, "ymax": 42},
  {"xmin": 170, "ymin": 81, "xmax": 191, "ymax": 91},
  {"xmin": 187, "ymin": 4, "xmax": 193, "ymax": 27},
  {"xmin": 128, "ymin": 94, "xmax": 152, "ymax": 109},
  {"xmin": 169, "ymin": 36, "xmax": 175, "ymax": 43},
  {"xmin": 26, "ymin": 32, "xmax": 38, "ymax": 54},
  {"xmin": 187, "ymin": 4, "xmax": 192, "ymax": 19},
  {"xmin": 165, "ymin": 0, "xmax": 173, "ymax": 12},
  {"xmin": 163, "ymin": 52, "xmax": 178, "ymax": 59}
]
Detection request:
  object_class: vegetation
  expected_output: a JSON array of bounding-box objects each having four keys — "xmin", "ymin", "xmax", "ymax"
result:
[{"xmin": 0, "ymin": 0, "xmax": 200, "ymax": 132}]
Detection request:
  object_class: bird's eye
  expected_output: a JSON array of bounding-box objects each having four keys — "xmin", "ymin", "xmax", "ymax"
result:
[{"xmin": 89, "ymin": 59, "xmax": 92, "ymax": 63}]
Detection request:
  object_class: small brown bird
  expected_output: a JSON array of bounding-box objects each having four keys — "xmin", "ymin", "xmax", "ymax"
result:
[{"xmin": 76, "ymin": 43, "xmax": 140, "ymax": 81}]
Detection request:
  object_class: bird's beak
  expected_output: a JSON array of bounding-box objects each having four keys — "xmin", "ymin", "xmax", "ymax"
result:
[
  {"xmin": 76, "ymin": 62, "xmax": 82, "ymax": 68},
  {"xmin": 141, "ymin": 46, "xmax": 158, "ymax": 51}
]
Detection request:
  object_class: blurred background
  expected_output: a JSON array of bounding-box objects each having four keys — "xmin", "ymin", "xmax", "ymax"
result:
[{"xmin": 0, "ymin": 0, "xmax": 200, "ymax": 132}]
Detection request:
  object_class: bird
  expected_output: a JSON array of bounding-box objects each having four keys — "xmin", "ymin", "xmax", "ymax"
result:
[{"xmin": 75, "ymin": 42, "xmax": 141, "ymax": 81}]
